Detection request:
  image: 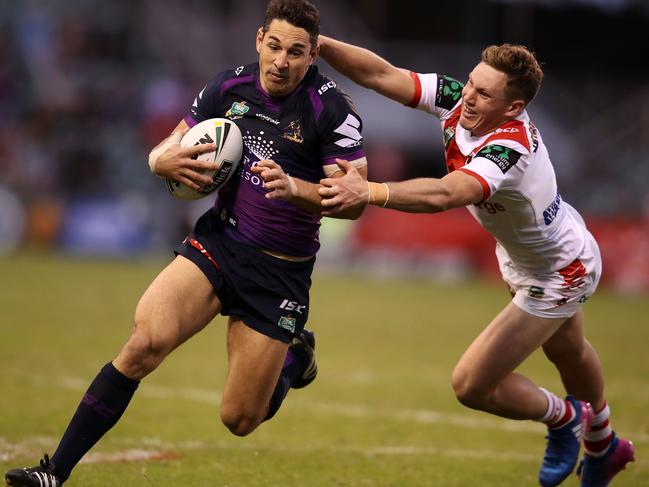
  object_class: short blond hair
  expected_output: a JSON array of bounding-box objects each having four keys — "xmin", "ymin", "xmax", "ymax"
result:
[{"xmin": 481, "ymin": 44, "xmax": 543, "ymax": 105}]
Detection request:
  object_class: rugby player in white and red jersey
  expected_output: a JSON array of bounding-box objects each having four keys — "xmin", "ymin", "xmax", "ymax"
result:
[{"xmin": 316, "ymin": 38, "xmax": 634, "ymax": 487}]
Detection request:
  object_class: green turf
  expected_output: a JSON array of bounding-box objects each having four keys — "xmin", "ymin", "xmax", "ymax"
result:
[{"xmin": 1, "ymin": 252, "xmax": 647, "ymax": 486}]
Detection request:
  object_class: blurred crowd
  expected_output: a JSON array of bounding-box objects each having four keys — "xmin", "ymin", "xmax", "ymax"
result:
[
  {"xmin": 0, "ymin": 1, "xmax": 217, "ymax": 253},
  {"xmin": 0, "ymin": 0, "xmax": 648, "ymax": 289}
]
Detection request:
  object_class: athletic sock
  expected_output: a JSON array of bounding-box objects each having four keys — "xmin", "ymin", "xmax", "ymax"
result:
[
  {"xmin": 584, "ymin": 402, "xmax": 614, "ymax": 457},
  {"xmin": 51, "ymin": 362, "xmax": 139, "ymax": 481},
  {"xmin": 538, "ymin": 388, "xmax": 576, "ymax": 429},
  {"xmin": 264, "ymin": 349, "xmax": 305, "ymax": 421}
]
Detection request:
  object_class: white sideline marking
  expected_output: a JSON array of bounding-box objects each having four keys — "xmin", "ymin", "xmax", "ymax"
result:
[
  {"xmin": 54, "ymin": 376, "xmax": 649, "ymax": 443},
  {"xmin": 81, "ymin": 449, "xmax": 177, "ymax": 464},
  {"xmin": 3, "ymin": 436, "xmax": 647, "ymax": 466},
  {"xmin": 0, "ymin": 436, "xmax": 537, "ymax": 464},
  {"xmin": 56, "ymin": 377, "xmax": 541, "ymax": 434}
]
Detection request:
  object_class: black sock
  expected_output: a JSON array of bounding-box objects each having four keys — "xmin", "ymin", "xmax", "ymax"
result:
[
  {"xmin": 51, "ymin": 362, "xmax": 139, "ymax": 481},
  {"xmin": 264, "ymin": 350, "xmax": 305, "ymax": 421}
]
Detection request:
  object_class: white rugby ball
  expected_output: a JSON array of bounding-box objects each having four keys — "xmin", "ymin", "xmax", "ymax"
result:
[{"xmin": 166, "ymin": 118, "xmax": 243, "ymax": 200}]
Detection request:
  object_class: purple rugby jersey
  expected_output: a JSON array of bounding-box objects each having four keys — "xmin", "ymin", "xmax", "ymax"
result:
[{"xmin": 185, "ymin": 63, "xmax": 365, "ymax": 257}]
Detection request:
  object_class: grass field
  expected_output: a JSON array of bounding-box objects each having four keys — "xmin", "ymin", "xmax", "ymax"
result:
[{"xmin": 1, "ymin": 252, "xmax": 648, "ymax": 486}]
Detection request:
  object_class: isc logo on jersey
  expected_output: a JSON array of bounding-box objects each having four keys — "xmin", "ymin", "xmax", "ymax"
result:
[
  {"xmin": 166, "ymin": 118, "xmax": 244, "ymax": 200},
  {"xmin": 318, "ymin": 81, "xmax": 336, "ymax": 95}
]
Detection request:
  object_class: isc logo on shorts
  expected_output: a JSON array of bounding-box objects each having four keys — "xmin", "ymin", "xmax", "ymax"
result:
[{"xmin": 279, "ymin": 299, "xmax": 306, "ymax": 314}]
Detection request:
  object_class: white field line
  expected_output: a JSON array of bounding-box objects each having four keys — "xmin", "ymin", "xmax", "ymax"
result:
[
  {"xmin": 3, "ymin": 435, "xmax": 647, "ymax": 466},
  {"xmin": 55, "ymin": 376, "xmax": 649, "ymax": 443},
  {"xmin": 0, "ymin": 436, "xmax": 538, "ymax": 464},
  {"xmin": 55, "ymin": 377, "xmax": 542, "ymax": 434}
]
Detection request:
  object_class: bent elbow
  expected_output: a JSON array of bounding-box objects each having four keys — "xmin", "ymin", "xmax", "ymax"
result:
[{"xmin": 428, "ymin": 192, "xmax": 452, "ymax": 213}]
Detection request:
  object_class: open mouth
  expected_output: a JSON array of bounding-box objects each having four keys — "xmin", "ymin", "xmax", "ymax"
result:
[{"xmin": 462, "ymin": 103, "xmax": 477, "ymax": 116}]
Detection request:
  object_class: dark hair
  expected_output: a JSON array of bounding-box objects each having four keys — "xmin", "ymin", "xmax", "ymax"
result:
[
  {"xmin": 262, "ymin": 0, "xmax": 320, "ymax": 48},
  {"xmin": 481, "ymin": 44, "xmax": 544, "ymax": 105}
]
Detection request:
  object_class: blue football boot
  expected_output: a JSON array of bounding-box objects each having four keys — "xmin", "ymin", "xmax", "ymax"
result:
[{"xmin": 539, "ymin": 396, "xmax": 594, "ymax": 486}]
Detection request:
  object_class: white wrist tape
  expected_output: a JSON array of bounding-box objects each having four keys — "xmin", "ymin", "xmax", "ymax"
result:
[
  {"xmin": 148, "ymin": 131, "xmax": 183, "ymax": 174},
  {"xmin": 322, "ymin": 156, "xmax": 368, "ymax": 177},
  {"xmin": 287, "ymin": 175, "xmax": 299, "ymax": 197}
]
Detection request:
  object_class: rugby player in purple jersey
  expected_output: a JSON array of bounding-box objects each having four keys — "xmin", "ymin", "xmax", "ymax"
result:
[{"xmin": 5, "ymin": 1, "xmax": 367, "ymax": 486}]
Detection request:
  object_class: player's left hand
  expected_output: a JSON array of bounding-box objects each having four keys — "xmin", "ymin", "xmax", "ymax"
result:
[
  {"xmin": 319, "ymin": 159, "xmax": 368, "ymax": 216},
  {"xmin": 252, "ymin": 159, "xmax": 298, "ymax": 201}
]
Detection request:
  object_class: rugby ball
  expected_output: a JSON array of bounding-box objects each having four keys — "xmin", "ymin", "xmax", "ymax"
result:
[{"xmin": 166, "ymin": 118, "xmax": 243, "ymax": 200}]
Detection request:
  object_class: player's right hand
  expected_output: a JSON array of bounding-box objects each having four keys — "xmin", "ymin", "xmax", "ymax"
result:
[
  {"xmin": 154, "ymin": 142, "xmax": 217, "ymax": 191},
  {"xmin": 319, "ymin": 159, "xmax": 368, "ymax": 217}
]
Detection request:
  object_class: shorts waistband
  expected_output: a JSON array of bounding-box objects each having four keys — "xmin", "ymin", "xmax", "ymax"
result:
[{"xmin": 214, "ymin": 207, "xmax": 316, "ymax": 263}]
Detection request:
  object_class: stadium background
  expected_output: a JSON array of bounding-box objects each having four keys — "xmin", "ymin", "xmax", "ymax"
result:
[
  {"xmin": 1, "ymin": 1, "xmax": 649, "ymax": 486},
  {"xmin": 1, "ymin": 0, "xmax": 648, "ymax": 291}
]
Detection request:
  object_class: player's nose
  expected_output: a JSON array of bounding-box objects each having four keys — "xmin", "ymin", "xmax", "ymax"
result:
[{"xmin": 274, "ymin": 51, "xmax": 289, "ymax": 68}]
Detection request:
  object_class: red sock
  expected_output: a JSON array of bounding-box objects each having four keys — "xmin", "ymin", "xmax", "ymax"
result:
[
  {"xmin": 538, "ymin": 388, "xmax": 575, "ymax": 429},
  {"xmin": 584, "ymin": 402, "xmax": 614, "ymax": 457}
]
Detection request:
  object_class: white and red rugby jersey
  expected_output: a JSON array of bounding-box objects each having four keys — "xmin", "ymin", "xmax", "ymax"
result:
[{"xmin": 408, "ymin": 72, "xmax": 589, "ymax": 273}]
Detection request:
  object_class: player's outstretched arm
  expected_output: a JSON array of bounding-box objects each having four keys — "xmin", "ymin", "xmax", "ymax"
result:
[
  {"xmin": 253, "ymin": 159, "xmax": 367, "ymax": 219},
  {"xmin": 318, "ymin": 35, "xmax": 415, "ymax": 105},
  {"xmin": 148, "ymin": 119, "xmax": 218, "ymax": 190},
  {"xmin": 319, "ymin": 160, "xmax": 485, "ymax": 216}
]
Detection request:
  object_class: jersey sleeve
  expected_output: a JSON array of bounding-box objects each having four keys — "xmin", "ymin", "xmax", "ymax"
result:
[
  {"xmin": 407, "ymin": 73, "xmax": 464, "ymax": 121},
  {"xmin": 315, "ymin": 87, "xmax": 365, "ymax": 170},
  {"xmin": 459, "ymin": 141, "xmax": 530, "ymax": 199},
  {"xmin": 185, "ymin": 70, "xmax": 233, "ymax": 126}
]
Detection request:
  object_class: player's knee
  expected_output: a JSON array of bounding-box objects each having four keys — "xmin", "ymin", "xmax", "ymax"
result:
[
  {"xmin": 119, "ymin": 319, "xmax": 174, "ymax": 378},
  {"xmin": 451, "ymin": 367, "xmax": 488, "ymax": 409},
  {"xmin": 220, "ymin": 403, "xmax": 263, "ymax": 437}
]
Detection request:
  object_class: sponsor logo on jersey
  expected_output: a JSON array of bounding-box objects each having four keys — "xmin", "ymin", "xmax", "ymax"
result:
[
  {"xmin": 235, "ymin": 65, "xmax": 244, "ymax": 76},
  {"xmin": 282, "ymin": 120, "xmax": 304, "ymax": 144},
  {"xmin": 225, "ymin": 101, "xmax": 249, "ymax": 119},
  {"xmin": 256, "ymin": 113, "xmax": 281, "ymax": 125},
  {"xmin": 543, "ymin": 193, "xmax": 562, "ymax": 225},
  {"xmin": 436, "ymin": 75, "xmax": 463, "ymax": 110},
  {"xmin": 333, "ymin": 114, "xmax": 362, "ymax": 148},
  {"xmin": 474, "ymin": 201, "xmax": 506, "ymax": 214},
  {"xmin": 528, "ymin": 286, "xmax": 546, "ymax": 298},
  {"xmin": 475, "ymin": 144, "xmax": 522, "ymax": 173},
  {"xmin": 278, "ymin": 315, "xmax": 297, "ymax": 332},
  {"xmin": 443, "ymin": 126, "xmax": 456, "ymax": 147}
]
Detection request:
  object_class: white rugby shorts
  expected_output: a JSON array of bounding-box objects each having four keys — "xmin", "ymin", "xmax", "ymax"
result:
[{"xmin": 496, "ymin": 232, "xmax": 602, "ymax": 319}]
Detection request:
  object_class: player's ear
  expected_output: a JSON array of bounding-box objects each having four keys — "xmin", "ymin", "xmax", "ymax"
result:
[
  {"xmin": 506, "ymin": 99, "xmax": 525, "ymax": 118},
  {"xmin": 256, "ymin": 27, "xmax": 264, "ymax": 53},
  {"xmin": 309, "ymin": 42, "xmax": 320, "ymax": 64}
]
